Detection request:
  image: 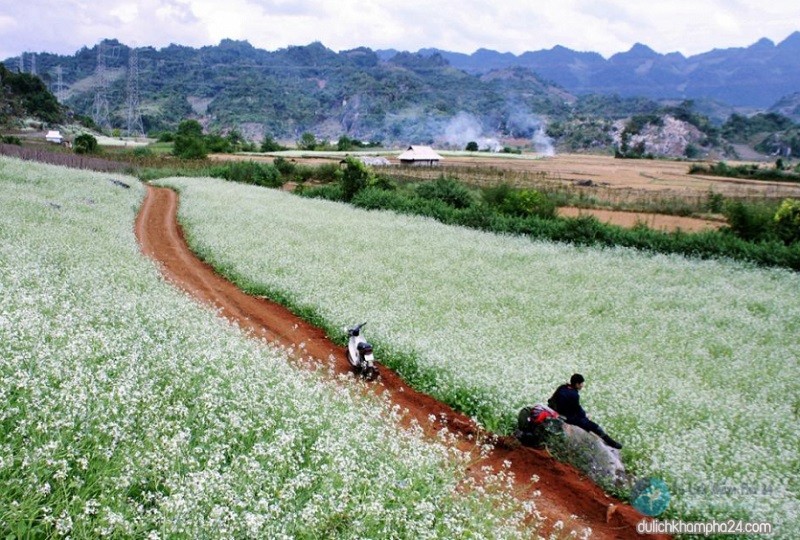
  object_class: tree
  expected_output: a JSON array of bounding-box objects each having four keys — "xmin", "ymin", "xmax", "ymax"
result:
[
  {"xmin": 176, "ymin": 119, "xmax": 203, "ymax": 138},
  {"xmin": 226, "ymin": 129, "xmax": 245, "ymax": 151},
  {"xmin": 465, "ymin": 141, "xmax": 479, "ymax": 152},
  {"xmin": 173, "ymin": 135, "xmax": 207, "ymax": 159},
  {"xmin": 173, "ymin": 119, "xmax": 207, "ymax": 159},
  {"xmin": 73, "ymin": 133, "xmax": 99, "ymax": 154},
  {"xmin": 297, "ymin": 132, "xmax": 317, "ymax": 150},
  {"xmin": 337, "ymin": 135, "xmax": 353, "ymax": 151},
  {"xmin": 340, "ymin": 156, "xmax": 375, "ymax": 201},
  {"xmin": 0, "ymin": 64, "xmax": 63, "ymax": 124},
  {"xmin": 261, "ymin": 135, "xmax": 284, "ymax": 152}
]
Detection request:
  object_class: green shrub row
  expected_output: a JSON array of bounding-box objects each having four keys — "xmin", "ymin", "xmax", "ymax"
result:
[
  {"xmin": 208, "ymin": 160, "xmax": 284, "ymax": 188},
  {"xmin": 690, "ymin": 161, "xmax": 800, "ymax": 182},
  {"xmin": 301, "ymin": 179, "xmax": 800, "ymax": 271}
]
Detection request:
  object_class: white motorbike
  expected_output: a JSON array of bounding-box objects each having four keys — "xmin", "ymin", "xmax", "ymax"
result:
[{"xmin": 345, "ymin": 322, "xmax": 378, "ymax": 380}]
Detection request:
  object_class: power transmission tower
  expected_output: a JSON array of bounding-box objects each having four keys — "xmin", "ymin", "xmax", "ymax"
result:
[
  {"xmin": 126, "ymin": 47, "xmax": 145, "ymax": 137},
  {"xmin": 92, "ymin": 42, "xmax": 111, "ymax": 131},
  {"xmin": 54, "ymin": 66, "xmax": 66, "ymax": 103}
]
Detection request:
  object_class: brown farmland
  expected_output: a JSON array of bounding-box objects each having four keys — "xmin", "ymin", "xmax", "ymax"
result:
[{"xmin": 212, "ymin": 152, "xmax": 800, "ymax": 232}]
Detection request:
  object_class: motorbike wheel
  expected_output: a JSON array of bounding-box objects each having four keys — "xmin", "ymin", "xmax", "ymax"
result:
[
  {"xmin": 361, "ymin": 365, "xmax": 378, "ymax": 381},
  {"xmin": 346, "ymin": 349, "xmax": 357, "ymax": 369}
]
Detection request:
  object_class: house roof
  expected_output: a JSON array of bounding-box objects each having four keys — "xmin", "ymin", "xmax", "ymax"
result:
[{"xmin": 397, "ymin": 145, "xmax": 443, "ymax": 161}]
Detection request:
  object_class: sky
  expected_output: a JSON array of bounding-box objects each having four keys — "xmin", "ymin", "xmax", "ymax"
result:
[{"xmin": 2, "ymin": 0, "xmax": 799, "ymax": 61}]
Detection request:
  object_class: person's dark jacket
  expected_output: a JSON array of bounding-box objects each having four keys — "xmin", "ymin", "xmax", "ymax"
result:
[{"xmin": 548, "ymin": 384, "xmax": 586, "ymax": 421}]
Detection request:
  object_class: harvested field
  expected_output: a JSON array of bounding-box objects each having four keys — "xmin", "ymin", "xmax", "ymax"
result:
[
  {"xmin": 212, "ymin": 151, "xmax": 800, "ymax": 231},
  {"xmin": 557, "ymin": 206, "xmax": 725, "ymax": 232},
  {"xmin": 217, "ymin": 151, "xmax": 800, "ymax": 199}
]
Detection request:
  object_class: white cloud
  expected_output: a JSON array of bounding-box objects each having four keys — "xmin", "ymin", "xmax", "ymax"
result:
[{"xmin": 2, "ymin": 0, "xmax": 799, "ymax": 60}]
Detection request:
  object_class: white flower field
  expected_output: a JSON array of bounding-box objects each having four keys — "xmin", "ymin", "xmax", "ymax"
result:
[
  {"xmin": 0, "ymin": 157, "xmax": 539, "ymax": 538},
  {"xmin": 162, "ymin": 175, "xmax": 800, "ymax": 535}
]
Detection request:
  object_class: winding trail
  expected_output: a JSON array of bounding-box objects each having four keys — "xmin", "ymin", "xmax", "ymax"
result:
[{"xmin": 135, "ymin": 185, "xmax": 667, "ymax": 539}]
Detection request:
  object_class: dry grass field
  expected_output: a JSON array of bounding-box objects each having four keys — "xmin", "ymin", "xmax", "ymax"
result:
[{"xmin": 213, "ymin": 151, "xmax": 800, "ymax": 231}]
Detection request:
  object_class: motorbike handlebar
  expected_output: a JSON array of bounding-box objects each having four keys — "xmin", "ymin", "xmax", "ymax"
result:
[{"xmin": 347, "ymin": 321, "xmax": 368, "ymax": 335}]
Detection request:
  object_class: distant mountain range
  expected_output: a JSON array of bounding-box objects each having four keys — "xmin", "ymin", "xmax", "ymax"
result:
[
  {"xmin": 2, "ymin": 34, "xmax": 799, "ymax": 150},
  {"xmin": 379, "ymin": 32, "xmax": 800, "ymax": 109}
]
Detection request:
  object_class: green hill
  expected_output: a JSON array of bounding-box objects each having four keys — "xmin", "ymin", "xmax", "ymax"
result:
[
  {"xmin": 14, "ymin": 39, "xmax": 570, "ymax": 145},
  {"xmin": 6, "ymin": 39, "xmax": 799, "ymax": 158},
  {"xmin": 0, "ymin": 63, "xmax": 64, "ymax": 125}
]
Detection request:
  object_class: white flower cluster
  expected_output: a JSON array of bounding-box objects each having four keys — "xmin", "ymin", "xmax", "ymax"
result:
[
  {"xmin": 0, "ymin": 157, "xmax": 537, "ymax": 538},
  {"xmin": 162, "ymin": 175, "xmax": 800, "ymax": 535}
]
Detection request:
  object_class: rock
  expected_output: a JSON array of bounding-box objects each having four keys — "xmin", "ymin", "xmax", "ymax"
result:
[
  {"xmin": 358, "ymin": 156, "xmax": 391, "ymax": 166},
  {"xmin": 558, "ymin": 423, "xmax": 627, "ymax": 486},
  {"xmin": 574, "ymin": 179, "xmax": 595, "ymax": 187},
  {"xmin": 109, "ymin": 179, "xmax": 131, "ymax": 189}
]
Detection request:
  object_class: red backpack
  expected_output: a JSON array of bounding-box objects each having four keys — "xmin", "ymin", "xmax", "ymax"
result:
[{"xmin": 518, "ymin": 404, "xmax": 560, "ymax": 431}]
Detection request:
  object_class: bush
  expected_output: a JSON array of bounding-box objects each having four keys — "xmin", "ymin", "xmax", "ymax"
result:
[
  {"xmin": 372, "ymin": 174, "xmax": 397, "ymax": 191},
  {"xmin": 293, "ymin": 165, "xmax": 316, "ymax": 183},
  {"xmin": 723, "ymin": 201, "xmax": 777, "ymax": 242},
  {"xmin": 173, "ymin": 135, "xmax": 207, "ymax": 159},
  {"xmin": 132, "ymin": 146, "xmax": 154, "ymax": 157},
  {"xmin": 774, "ymin": 198, "xmax": 800, "ymax": 244},
  {"xmin": 74, "ymin": 133, "xmax": 99, "ymax": 155},
  {"xmin": 503, "ymin": 189, "xmax": 556, "ymax": 219},
  {"xmin": 415, "ymin": 176, "xmax": 475, "ymax": 209},
  {"xmin": 1, "ymin": 135, "xmax": 22, "ymax": 145},
  {"xmin": 273, "ymin": 156, "xmax": 296, "ymax": 177},
  {"xmin": 210, "ymin": 161, "xmax": 283, "ymax": 188},
  {"xmin": 204, "ymin": 134, "xmax": 231, "ymax": 153},
  {"xmin": 706, "ymin": 191, "xmax": 725, "ymax": 213},
  {"xmin": 482, "ymin": 184, "xmax": 556, "ymax": 219},
  {"xmin": 298, "ymin": 183, "xmax": 344, "ymax": 201},
  {"xmin": 314, "ymin": 163, "xmax": 342, "ymax": 183}
]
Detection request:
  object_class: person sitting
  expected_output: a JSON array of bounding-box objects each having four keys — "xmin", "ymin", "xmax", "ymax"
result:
[{"xmin": 548, "ymin": 373, "xmax": 623, "ymax": 450}]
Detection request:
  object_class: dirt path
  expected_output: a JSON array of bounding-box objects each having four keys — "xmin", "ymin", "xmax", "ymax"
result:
[{"xmin": 135, "ymin": 185, "xmax": 667, "ymax": 539}]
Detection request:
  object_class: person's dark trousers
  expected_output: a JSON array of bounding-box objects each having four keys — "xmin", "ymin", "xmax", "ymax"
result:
[{"xmin": 566, "ymin": 416, "xmax": 622, "ymax": 449}]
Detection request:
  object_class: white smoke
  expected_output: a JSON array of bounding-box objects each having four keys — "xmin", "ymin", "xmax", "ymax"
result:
[
  {"xmin": 442, "ymin": 112, "xmax": 502, "ymax": 152},
  {"xmin": 439, "ymin": 110, "xmax": 556, "ymax": 155},
  {"xmin": 532, "ymin": 126, "xmax": 555, "ymax": 156},
  {"xmin": 506, "ymin": 111, "xmax": 555, "ymax": 156}
]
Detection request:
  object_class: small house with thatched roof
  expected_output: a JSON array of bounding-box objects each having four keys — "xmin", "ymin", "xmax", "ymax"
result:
[{"xmin": 397, "ymin": 145, "xmax": 442, "ymax": 166}]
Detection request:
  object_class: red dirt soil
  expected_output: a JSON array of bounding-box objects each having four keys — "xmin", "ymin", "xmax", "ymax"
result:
[{"xmin": 135, "ymin": 185, "xmax": 668, "ymax": 539}]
